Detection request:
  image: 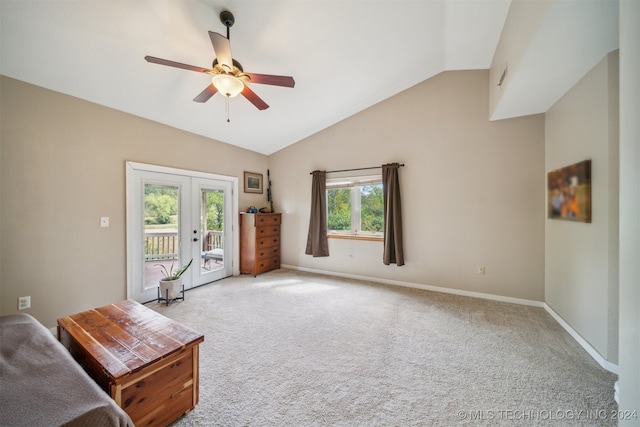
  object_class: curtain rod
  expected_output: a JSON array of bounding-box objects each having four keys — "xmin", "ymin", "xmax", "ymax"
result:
[{"xmin": 309, "ymin": 164, "xmax": 405, "ymax": 175}]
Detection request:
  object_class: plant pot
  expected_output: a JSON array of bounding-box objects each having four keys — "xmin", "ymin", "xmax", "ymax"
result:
[{"xmin": 159, "ymin": 278, "xmax": 183, "ymax": 300}]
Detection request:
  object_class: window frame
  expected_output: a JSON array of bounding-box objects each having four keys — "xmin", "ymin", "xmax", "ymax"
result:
[{"xmin": 326, "ymin": 174, "xmax": 384, "ymax": 241}]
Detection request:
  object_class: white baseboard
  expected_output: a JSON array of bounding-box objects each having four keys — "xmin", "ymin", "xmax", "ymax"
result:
[
  {"xmin": 281, "ymin": 264, "xmax": 618, "ymax": 375},
  {"xmin": 281, "ymin": 264, "xmax": 544, "ymax": 307},
  {"xmin": 543, "ymin": 304, "xmax": 619, "ymax": 374}
]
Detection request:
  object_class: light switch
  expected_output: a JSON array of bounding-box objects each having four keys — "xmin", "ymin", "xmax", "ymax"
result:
[{"xmin": 100, "ymin": 217, "xmax": 109, "ymax": 228}]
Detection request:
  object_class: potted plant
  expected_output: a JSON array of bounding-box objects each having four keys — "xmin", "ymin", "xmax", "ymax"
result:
[{"xmin": 156, "ymin": 258, "xmax": 193, "ymax": 301}]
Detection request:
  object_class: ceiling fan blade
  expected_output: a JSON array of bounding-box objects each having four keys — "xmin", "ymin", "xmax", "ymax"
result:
[
  {"xmin": 244, "ymin": 73, "xmax": 295, "ymax": 88},
  {"xmin": 145, "ymin": 56, "xmax": 210, "ymax": 73},
  {"xmin": 208, "ymin": 32, "xmax": 233, "ymax": 70},
  {"xmin": 193, "ymin": 84, "xmax": 218, "ymax": 103},
  {"xmin": 241, "ymin": 85, "xmax": 269, "ymax": 110}
]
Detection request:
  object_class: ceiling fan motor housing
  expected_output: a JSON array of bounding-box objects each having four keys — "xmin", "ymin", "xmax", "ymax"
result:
[
  {"xmin": 220, "ymin": 11, "xmax": 234, "ymax": 27},
  {"xmin": 211, "ymin": 58, "xmax": 244, "ymax": 73}
]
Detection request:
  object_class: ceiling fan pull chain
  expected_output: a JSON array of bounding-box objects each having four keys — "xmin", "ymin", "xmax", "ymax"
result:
[{"xmin": 226, "ymin": 97, "xmax": 231, "ymax": 123}]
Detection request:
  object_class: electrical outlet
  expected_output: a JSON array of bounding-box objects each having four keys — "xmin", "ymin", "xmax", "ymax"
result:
[
  {"xmin": 477, "ymin": 266, "xmax": 486, "ymax": 275},
  {"xmin": 18, "ymin": 296, "xmax": 31, "ymax": 310},
  {"xmin": 100, "ymin": 217, "xmax": 109, "ymax": 227}
]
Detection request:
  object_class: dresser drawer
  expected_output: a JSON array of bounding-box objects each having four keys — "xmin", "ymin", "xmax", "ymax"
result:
[
  {"xmin": 255, "ymin": 214, "xmax": 281, "ymax": 226},
  {"xmin": 256, "ymin": 224, "xmax": 280, "ymax": 238},
  {"xmin": 256, "ymin": 246, "xmax": 280, "ymax": 260},
  {"xmin": 257, "ymin": 235, "xmax": 280, "ymax": 249},
  {"xmin": 255, "ymin": 256, "xmax": 280, "ymax": 274}
]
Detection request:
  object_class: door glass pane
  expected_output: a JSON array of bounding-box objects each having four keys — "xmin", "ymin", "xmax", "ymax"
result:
[
  {"xmin": 200, "ymin": 188, "xmax": 225, "ymax": 274},
  {"xmin": 144, "ymin": 184, "xmax": 180, "ymax": 290}
]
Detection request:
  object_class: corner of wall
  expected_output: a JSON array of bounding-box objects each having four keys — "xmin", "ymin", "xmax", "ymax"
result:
[{"xmin": 607, "ymin": 49, "xmax": 620, "ymax": 364}]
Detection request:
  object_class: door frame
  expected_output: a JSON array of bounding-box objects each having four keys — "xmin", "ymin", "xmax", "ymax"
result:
[{"xmin": 125, "ymin": 162, "xmax": 239, "ymax": 300}]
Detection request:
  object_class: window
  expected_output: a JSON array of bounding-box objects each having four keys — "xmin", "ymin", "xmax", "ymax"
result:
[{"xmin": 326, "ymin": 175, "xmax": 384, "ymax": 239}]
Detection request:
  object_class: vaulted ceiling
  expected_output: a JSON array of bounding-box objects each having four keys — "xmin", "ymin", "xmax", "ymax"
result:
[{"xmin": 0, "ymin": 1, "xmax": 619, "ymax": 155}]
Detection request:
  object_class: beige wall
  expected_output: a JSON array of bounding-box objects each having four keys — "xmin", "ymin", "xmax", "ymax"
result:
[
  {"xmin": 0, "ymin": 76, "xmax": 269, "ymax": 328},
  {"xmin": 544, "ymin": 52, "xmax": 619, "ymax": 363},
  {"xmin": 269, "ymin": 70, "xmax": 545, "ymax": 302}
]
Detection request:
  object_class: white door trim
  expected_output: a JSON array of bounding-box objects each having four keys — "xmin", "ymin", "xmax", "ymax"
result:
[{"xmin": 126, "ymin": 162, "xmax": 239, "ymax": 300}]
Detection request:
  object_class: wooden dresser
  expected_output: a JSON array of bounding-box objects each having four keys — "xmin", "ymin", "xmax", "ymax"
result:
[
  {"xmin": 57, "ymin": 300, "xmax": 204, "ymax": 427},
  {"xmin": 239, "ymin": 212, "xmax": 281, "ymax": 276}
]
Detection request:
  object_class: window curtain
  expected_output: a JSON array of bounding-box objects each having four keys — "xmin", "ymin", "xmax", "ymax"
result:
[
  {"xmin": 305, "ymin": 170, "xmax": 329, "ymax": 257},
  {"xmin": 382, "ymin": 163, "xmax": 404, "ymax": 266}
]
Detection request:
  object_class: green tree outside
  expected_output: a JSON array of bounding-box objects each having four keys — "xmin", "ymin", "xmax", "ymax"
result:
[
  {"xmin": 361, "ymin": 184, "xmax": 383, "ymax": 232},
  {"xmin": 327, "ymin": 188, "xmax": 351, "ymax": 231},
  {"xmin": 205, "ymin": 190, "xmax": 224, "ymax": 231},
  {"xmin": 145, "ymin": 186, "xmax": 178, "ymax": 225}
]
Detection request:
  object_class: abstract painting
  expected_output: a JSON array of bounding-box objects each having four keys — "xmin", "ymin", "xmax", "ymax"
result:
[{"xmin": 547, "ymin": 159, "xmax": 591, "ymax": 223}]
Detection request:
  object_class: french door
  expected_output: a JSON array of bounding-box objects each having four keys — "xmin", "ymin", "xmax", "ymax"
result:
[{"xmin": 126, "ymin": 162, "xmax": 237, "ymax": 303}]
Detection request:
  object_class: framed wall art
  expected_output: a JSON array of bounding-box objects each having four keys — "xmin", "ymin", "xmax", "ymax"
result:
[
  {"xmin": 547, "ymin": 159, "xmax": 592, "ymax": 223},
  {"xmin": 244, "ymin": 171, "xmax": 263, "ymax": 194}
]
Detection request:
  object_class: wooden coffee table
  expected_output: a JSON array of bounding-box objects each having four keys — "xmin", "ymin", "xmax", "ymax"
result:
[{"xmin": 57, "ymin": 300, "xmax": 204, "ymax": 427}]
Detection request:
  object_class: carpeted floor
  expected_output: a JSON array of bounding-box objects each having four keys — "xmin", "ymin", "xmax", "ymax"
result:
[{"xmin": 149, "ymin": 269, "xmax": 618, "ymax": 426}]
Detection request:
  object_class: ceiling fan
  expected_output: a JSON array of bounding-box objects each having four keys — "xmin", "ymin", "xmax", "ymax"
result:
[{"xmin": 145, "ymin": 10, "xmax": 295, "ymax": 117}]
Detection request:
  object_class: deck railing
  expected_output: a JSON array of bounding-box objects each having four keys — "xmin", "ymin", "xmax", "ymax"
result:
[
  {"xmin": 144, "ymin": 230, "xmax": 223, "ymax": 261},
  {"xmin": 145, "ymin": 232, "xmax": 178, "ymax": 261},
  {"xmin": 205, "ymin": 231, "xmax": 223, "ymax": 251}
]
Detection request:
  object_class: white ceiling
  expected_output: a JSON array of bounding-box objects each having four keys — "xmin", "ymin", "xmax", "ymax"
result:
[{"xmin": 0, "ymin": 1, "xmax": 618, "ymax": 155}]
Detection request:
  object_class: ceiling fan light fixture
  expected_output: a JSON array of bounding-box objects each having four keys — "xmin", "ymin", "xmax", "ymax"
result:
[{"xmin": 212, "ymin": 74, "xmax": 244, "ymax": 97}]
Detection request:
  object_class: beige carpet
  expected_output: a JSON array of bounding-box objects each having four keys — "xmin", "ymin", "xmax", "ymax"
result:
[{"xmin": 149, "ymin": 269, "xmax": 617, "ymax": 426}]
